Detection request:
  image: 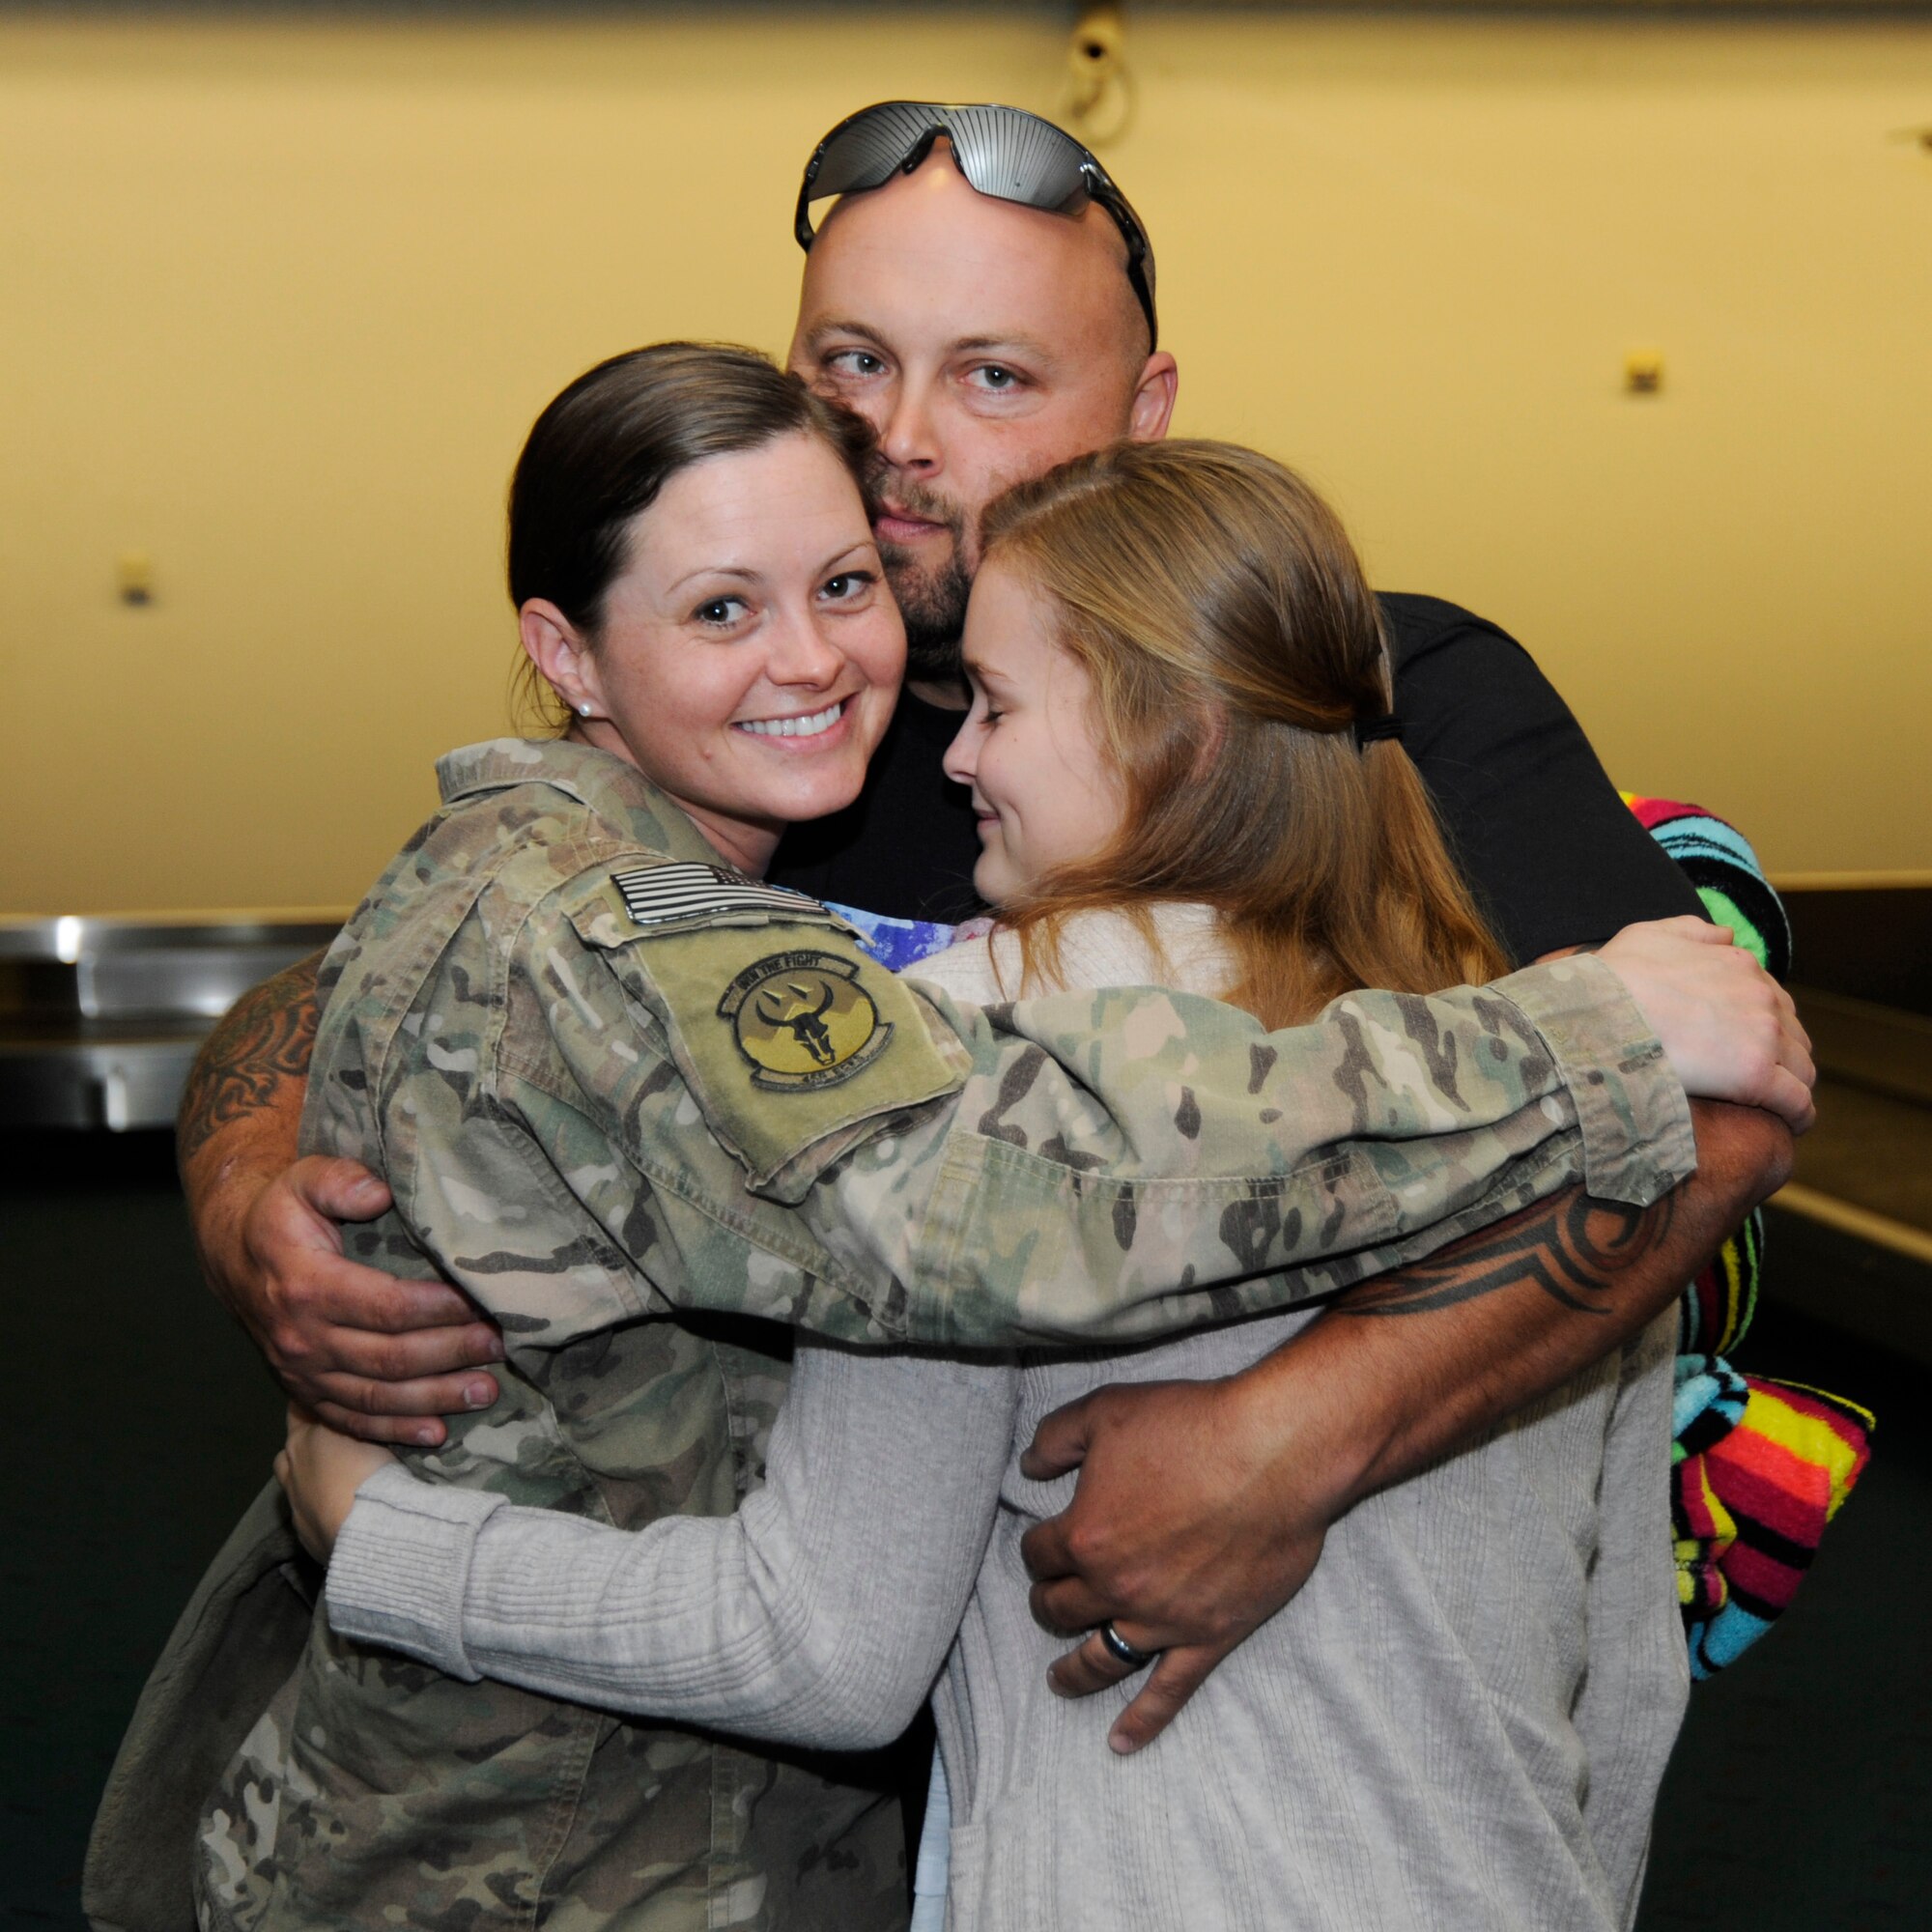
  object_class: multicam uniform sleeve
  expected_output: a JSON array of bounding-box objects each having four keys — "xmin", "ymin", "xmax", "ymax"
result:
[
  {"xmin": 807, "ymin": 958, "xmax": 1695, "ymax": 1346},
  {"xmin": 542, "ymin": 869, "xmax": 1693, "ymax": 1349}
]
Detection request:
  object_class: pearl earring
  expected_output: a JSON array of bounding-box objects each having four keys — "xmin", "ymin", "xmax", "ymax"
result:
[{"xmin": 579, "ymin": 703, "xmax": 592, "ymax": 717}]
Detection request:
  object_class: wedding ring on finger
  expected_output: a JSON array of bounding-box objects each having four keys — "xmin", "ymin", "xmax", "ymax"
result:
[{"xmin": 1098, "ymin": 1621, "xmax": 1159, "ymax": 1671}]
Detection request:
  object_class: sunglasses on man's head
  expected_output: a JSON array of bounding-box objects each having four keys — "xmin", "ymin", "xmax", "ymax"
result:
[{"xmin": 794, "ymin": 100, "xmax": 1158, "ymax": 352}]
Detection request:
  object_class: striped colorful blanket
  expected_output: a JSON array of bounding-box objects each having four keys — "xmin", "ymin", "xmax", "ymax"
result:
[
  {"xmin": 1672, "ymin": 1359, "xmax": 1873, "ymax": 1676},
  {"xmin": 1624, "ymin": 795, "xmax": 1873, "ymax": 1677},
  {"xmin": 1625, "ymin": 792, "xmax": 1792, "ymax": 979}
]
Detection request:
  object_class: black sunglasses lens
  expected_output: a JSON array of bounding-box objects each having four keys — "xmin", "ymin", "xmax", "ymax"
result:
[
  {"xmin": 808, "ymin": 102, "xmax": 948, "ymax": 203},
  {"xmin": 945, "ymin": 105, "xmax": 1090, "ymax": 211},
  {"xmin": 806, "ymin": 101, "xmax": 1092, "ymax": 228}
]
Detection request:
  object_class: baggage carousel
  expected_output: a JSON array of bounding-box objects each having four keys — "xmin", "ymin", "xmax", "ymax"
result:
[{"xmin": 0, "ymin": 914, "xmax": 343, "ymax": 1130}]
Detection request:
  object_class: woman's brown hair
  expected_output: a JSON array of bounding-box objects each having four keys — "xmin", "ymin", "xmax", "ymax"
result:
[{"xmin": 978, "ymin": 439, "xmax": 1507, "ymax": 1026}]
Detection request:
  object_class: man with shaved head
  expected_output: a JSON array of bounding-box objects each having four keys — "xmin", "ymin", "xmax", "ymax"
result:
[
  {"xmin": 792, "ymin": 131, "xmax": 1171, "ymax": 683},
  {"xmin": 157, "ymin": 103, "xmax": 1792, "ymax": 1929}
]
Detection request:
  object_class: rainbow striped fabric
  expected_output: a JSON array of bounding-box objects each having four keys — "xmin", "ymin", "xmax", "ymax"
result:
[
  {"xmin": 1680, "ymin": 1208, "xmax": 1761, "ymax": 1360},
  {"xmin": 1672, "ymin": 1361, "xmax": 1874, "ymax": 1677},
  {"xmin": 1623, "ymin": 792, "xmax": 1793, "ymax": 980},
  {"xmin": 1624, "ymin": 794, "xmax": 1874, "ymax": 1677}
]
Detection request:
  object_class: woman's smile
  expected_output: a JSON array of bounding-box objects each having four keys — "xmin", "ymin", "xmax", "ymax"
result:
[{"xmin": 734, "ymin": 696, "xmax": 852, "ymax": 742}]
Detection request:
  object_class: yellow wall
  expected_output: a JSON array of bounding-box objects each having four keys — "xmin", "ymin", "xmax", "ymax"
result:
[{"xmin": 3, "ymin": 10, "xmax": 1928, "ymax": 914}]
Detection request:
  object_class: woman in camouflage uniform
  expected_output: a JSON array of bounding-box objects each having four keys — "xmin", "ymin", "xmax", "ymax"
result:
[{"xmin": 193, "ymin": 346, "xmax": 1738, "ymax": 1932}]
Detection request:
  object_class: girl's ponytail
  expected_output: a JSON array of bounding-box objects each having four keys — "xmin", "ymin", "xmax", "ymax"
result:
[{"xmin": 980, "ymin": 440, "xmax": 1508, "ymax": 1026}]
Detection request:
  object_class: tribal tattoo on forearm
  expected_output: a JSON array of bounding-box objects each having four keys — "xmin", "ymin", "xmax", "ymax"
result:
[
  {"xmin": 176, "ymin": 951, "xmax": 324, "ymax": 1166},
  {"xmin": 1334, "ymin": 1186, "xmax": 1677, "ymax": 1321}
]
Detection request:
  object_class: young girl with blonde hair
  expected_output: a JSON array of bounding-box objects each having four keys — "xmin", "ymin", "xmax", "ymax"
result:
[
  {"xmin": 289, "ymin": 438, "xmax": 1728, "ymax": 1932},
  {"xmin": 946, "ymin": 437, "xmax": 1507, "ymax": 1025}
]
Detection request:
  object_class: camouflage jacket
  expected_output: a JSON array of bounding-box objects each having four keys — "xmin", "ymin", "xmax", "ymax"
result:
[{"xmin": 198, "ymin": 737, "xmax": 1694, "ymax": 1932}]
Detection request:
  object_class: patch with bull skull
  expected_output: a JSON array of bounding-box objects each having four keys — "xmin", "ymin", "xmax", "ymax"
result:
[{"xmin": 716, "ymin": 950, "xmax": 891, "ymax": 1090}]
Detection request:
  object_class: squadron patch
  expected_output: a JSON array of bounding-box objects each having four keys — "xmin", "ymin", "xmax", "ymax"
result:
[{"xmin": 718, "ymin": 951, "xmax": 891, "ymax": 1090}]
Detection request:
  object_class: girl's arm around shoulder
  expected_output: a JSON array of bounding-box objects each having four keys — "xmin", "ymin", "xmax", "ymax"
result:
[{"xmin": 326, "ymin": 1343, "xmax": 1019, "ymax": 1751}]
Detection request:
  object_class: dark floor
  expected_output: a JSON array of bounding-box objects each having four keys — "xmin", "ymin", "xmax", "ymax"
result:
[
  {"xmin": 2, "ymin": 1131, "xmax": 285, "ymax": 1926},
  {"xmin": 1636, "ymin": 1245, "xmax": 1932, "ymax": 1928},
  {"xmin": 2, "ymin": 1132, "xmax": 1927, "ymax": 1927}
]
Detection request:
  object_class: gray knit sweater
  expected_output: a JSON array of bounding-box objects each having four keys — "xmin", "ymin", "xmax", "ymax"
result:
[{"xmin": 329, "ymin": 909, "xmax": 1687, "ymax": 1931}]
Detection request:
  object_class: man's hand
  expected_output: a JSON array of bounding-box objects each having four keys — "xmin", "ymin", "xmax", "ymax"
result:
[
  {"xmin": 179, "ymin": 952, "xmax": 502, "ymax": 1446},
  {"xmin": 1021, "ymin": 1372, "xmax": 1333, "ymax": 1755},
  {"xmin": 1599, "ymin": 917, "xmax": 1814, "ymax": 1130},
  {"xmin": 276, "ymin": 1404, "xmax": 398, "ymax": 1563},
  {"xmin": 232, "ymin": 1157, "xmax": 504, "ymax": 1444},
  {"xmin": 1020, "ymin": 1100, "xmax": 1795, "ymax": 1754}
]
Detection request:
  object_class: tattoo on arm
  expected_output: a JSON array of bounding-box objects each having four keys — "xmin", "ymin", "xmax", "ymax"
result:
[
  {"xmin": 1335, "ymin": 1187, "xmax": 1677, "ymax": 1321},
  {"xmin": 177, "ymin": 951, "xmax": 324, "ymax": 1166}
]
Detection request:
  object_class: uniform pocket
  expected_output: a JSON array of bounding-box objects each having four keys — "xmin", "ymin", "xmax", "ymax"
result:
[{"xmin": 258, "ymin": 1610, "xmax": 601, "ymax": 1931}]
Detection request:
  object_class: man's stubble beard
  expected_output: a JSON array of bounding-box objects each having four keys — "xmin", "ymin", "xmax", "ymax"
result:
[
  {"xmin": 871, "ymin": 471, "xmax": 973, "ymax": 687},
  {"xmin": 879, "ymin": 541, "xmax": 972, "ymax": 686}
]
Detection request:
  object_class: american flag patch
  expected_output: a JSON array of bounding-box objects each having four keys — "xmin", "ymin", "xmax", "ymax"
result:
[{"xmin": 611, "ymin": 863, "xmax": 833, "ymax": 930}]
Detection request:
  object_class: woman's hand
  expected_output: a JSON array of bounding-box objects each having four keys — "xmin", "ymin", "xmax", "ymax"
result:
[
  {"xmin": 275, "ymin": 1403, "xmax": 398, "ymax": 1562},
  {"xmin": 1597, "ymin": 916, "xmax": 1815, "ymax": 1132}
]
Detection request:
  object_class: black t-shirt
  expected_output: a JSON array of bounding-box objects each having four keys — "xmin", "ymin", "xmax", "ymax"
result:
[
  {"xmin": 771, "ymin": 593, "xmax": 1701, "ymax": 966},
  {"xmin": 771, "ymin": 683, "xmax": 984, "ymax": 923}
]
